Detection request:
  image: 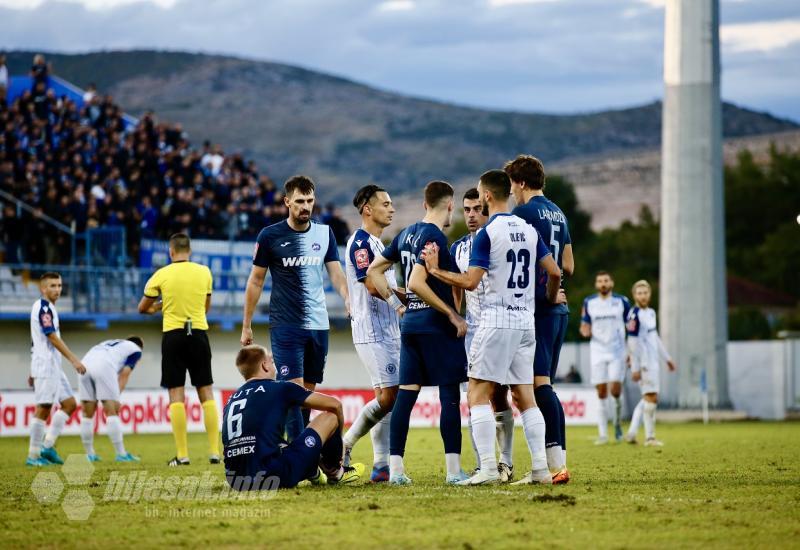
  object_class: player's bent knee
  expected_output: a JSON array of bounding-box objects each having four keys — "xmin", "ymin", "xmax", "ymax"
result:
[{"xmin": 60, "ymin": 397, "xmax": 77, "ymax": 414}]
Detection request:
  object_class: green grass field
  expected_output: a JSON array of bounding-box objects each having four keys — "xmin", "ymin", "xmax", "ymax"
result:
[{"xmin": 1, "ymin": 422, "xmax": 799, "ymax": 548}]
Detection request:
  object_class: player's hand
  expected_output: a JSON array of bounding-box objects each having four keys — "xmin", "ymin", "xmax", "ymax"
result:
[
  {"xmin": 241, "ymin": 325, "xmax": 254, "ymax": 346},
  {"xmin": 27, "ymin": 376, "xmax": 34, "ymax": 388},
  {"xmin": 421, "ymin": 242, "xmax": 440, "ymax": 272},
  {"xmin": 72, "ymin": 360, "xmax": 87, "ymax": 375},
  {"xmin": 449, "ymin": 311, "xmax": 467, "ymax": 338},
  {"xmin": 555, "ymin": 289, "xmax": 567, "ymax": 304},
  {"xmin": 667, "ymin": 360, "xmax": 677, "ymax": 372},
  {"xmin": 345, "ymin": 296, "xmax": 351, "ymax": 318},
  {"xmin": 632, "ymin": 371, "xmax": 641, "ymax": 382},
  {"xmin": 579, "ymin": 323, "xmax": 591, "ymax": 338}
]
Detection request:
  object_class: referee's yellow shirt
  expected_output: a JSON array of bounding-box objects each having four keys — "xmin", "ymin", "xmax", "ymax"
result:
[{"xmin": 143, "ymin": 261, "xmax": 213, "ymax": 332}]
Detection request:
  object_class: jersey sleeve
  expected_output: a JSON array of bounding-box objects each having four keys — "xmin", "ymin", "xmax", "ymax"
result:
[
  {"xmin": 253, "ymin": 228, "xmax": 271, "ymax": 268},
  {"xmin": 38, "ymin": 304, "xmax": 56, "ymax": 336},
  {"xmin": 206, "ymin": 266, "xmax": 213, "ymax": 295},
  {"xmin": 382, "ymin": 233, "xmax": 401, "ymax": 262},
  {"xmin": 324, "ymin": 227, "xmax": 339, "ymax": 263},
  {"xmin": 349, "ymin": 238, "xmax": 375, "ymax": 282},
  {"xmin": 142, "ymin": 269, "xmax": 161, "ymax": 298},
  {"xmin": 622, "ymin": 296, "xmax": 632, "ymax": 321},
  {"xmin": 626, "ymin": 307, "xmax": 641, "ymax": 336},
  {"xmin": 284, "ymin": 381, "xmax": 313, "ymax": 406},
  {"xmin": 123, "ymin": 352, "xmax": 142, "ymax": 369},
  {"xmin": 469, "ymin": 229, "xmax": 490, "ymax": 270},
  {"xmin": 581, "ymin": 298, "xmax": 591, "ymax": 324},
  {"xmin": 535, "ymin": 231, "xmax": 552, "ymax": 262}
]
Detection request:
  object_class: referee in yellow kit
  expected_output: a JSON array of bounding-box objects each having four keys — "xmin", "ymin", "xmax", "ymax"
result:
[{"xmin": 138, "ymin": 233, "xmax": 220, "ymax": 466}]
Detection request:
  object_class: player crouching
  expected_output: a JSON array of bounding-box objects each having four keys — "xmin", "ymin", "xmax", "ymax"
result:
[
  {"xmin": 78, "ymin": 337, "xmax": 144, "ymax": 462},
  {"xmin": 222, "ymin": 345, "xmax": 365, "ymax": 490}
]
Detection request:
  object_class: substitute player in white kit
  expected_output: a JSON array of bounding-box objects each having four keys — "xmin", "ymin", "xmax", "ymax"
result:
[
  {"xmin": 625, "ymin": 280, "xmax": 677, "ymax": 446},
  {"xmin": 423, "ymin": 169, "xmax": 563, "ymax": 485},
  {"xmin": 78, "ymin": 337, "xmax": 144, "ymax": 462},
  {"xmin": 342, "ymin": 185, "xmax": 403, "ymax": 482},
  {"xmin": 27, "ymin": 272, "xmax": 86, "ymax": 467},
  {"xmin": 580, "ymin": 271, "xmax": 631, "ymax": 444}
]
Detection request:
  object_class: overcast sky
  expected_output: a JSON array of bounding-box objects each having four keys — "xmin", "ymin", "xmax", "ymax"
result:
[{"xmin": 1, "ymin": 0, "xmax": 798, "ymax": 120}]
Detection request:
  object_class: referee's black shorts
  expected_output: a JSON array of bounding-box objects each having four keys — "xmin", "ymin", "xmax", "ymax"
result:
[{"xmin": 161, "ymin": 329, "xmax": 213, "ymax": 389}]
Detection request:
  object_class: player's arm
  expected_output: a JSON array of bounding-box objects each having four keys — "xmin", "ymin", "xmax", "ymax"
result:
[
  {"xmin": 366, "ymin": 255, "xmax": 406, "ymax": 315},
  {"xmin": 118, "ymin": 366, "xmax": 133, "ymax": 393},
  {"xmin": 626, "ymin": 310, "xmax": 641, "ymax": 377},
  {"xmin": 537, "ymin": 242, "xmax": 562, "ymax": 304},
  {"xmin": 241, "ymin": 264, "xmax": 267, "ymax": 346},
  {"xmin": 408, "ymin": 263, "xmax": 467, "ymax": 337},
  {"xmin": 453, "ymin": 286, "xmax": 464, "ymax": 313},
  {"xmin": 579, "ymin": 298, "xmax": 592, "ymax": 338},
  {"xmin": 46, "ymin": 333, "xmax": 86, "ymax": 374},
  {"xmin": 138, "ymin": 270, "xmax": 162, "ymax": 314},
  {"xmin": 302, "ymin": 392, "xmax": 345, "ymax": 431},
  {"xmin": 423, "ymin": 242, "xmax": 484, "ymax": 291},
  {"xmin": 562, "ymin": 243, "xmax": 574, "ymax": 277},
  {"xmin": 653, "ymin": 326, "xmax": 677, "ymax": 372},
  {"xmin": 205, "ymin": 268, "xmax": 213, "ymax": 313},
  {"xmin": 325, "ymin": 260, "xmax": 350, "ymax": 316}
]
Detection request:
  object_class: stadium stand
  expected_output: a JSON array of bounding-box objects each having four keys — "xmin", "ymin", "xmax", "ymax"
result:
[{"xmin": 0, "ymin": 55, "xmax": 349, "ymax": 268}]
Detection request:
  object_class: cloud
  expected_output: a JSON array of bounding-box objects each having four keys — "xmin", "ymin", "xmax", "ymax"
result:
[
  {"xmin": 0, "ymin": 0, "xmax": 797, "ymax": 121},
  {"xmin": 721, "ymin": 19, "xmax": 800, "ymax": 52}
]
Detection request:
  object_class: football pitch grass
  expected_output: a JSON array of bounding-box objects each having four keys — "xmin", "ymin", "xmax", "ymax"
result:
[{"xmin": 1, "ymin": 422, "xmax": 798, "ymax": 549}]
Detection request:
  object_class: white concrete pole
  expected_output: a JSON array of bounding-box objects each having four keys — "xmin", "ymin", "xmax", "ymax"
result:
[{"xmin": 659, "ymin": 0, "xmax": 729, "ymax": 407}]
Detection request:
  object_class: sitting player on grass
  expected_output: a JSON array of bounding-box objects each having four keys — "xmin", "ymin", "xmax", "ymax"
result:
[
  {"xmin": 78, "ymin": 336, "xmax": 144, "ymax": 462},
  {"xmin": 222, "ymin": 345, "xmax": 364, "ymax": 490}
]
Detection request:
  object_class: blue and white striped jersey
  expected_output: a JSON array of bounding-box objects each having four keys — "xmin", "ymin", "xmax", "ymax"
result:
[
  {"xmin": 345, "ymin": 228, "xmax": 401, "ymax": 344},
  {"xmin": 253, "ymin": 220, "xmax": 339, "ymax": 330},
  {"xmin": 469, "ymin": 213, "xmax": 551, "ymax": 330},
  {"xmin": 30, "ymin": 298, "xmax": 61, "ymax": 377},
  {"xmin": 450, "ymin": 233, "xmax": 486, "ymax": 329},
  {"xmin": 626, "ymin": 306, "xmax": 671, "ymax": 370},
  {"xmin": 582, "ymin": 293, "xmax": 631, "ymax": 354}
]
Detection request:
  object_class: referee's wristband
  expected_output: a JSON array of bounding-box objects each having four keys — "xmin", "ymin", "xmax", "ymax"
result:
[{"xmin": 387, "ymin": 294, "xmax": 404, "ymax": 311}]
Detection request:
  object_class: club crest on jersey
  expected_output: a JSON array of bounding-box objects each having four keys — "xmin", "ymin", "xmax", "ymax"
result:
[
  {"xmin": 355, "ymin": 248, "xmax": 370, "ymax": 269},
  {"xmin": 279, "ymin": 365, "xmax": 289, "ymax": 377},
  {"xmin": 312, "ymin": 242, "xmax": 321, "ymax": 251},
  {"xmin": 304, "ymin": 436, "xmax": 317, "ymax": 448},
  {"xmin": 385, "ymin": 363, "xmax": 397, "ymax": 375}
]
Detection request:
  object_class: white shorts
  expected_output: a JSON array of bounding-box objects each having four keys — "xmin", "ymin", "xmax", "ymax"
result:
[
  {"xmin": 354, "ymin": 338, "xmax": 400, "ymax": 389},
  {"xmin": 79, "ymin": 366, "xmax": 121, "ymax": 402},
  {"xmin": 461, "ymin": 326, "xmax": 479, "ymax": 392},
  {"xmin": 590, "ymin": 356, "xmax": 626, "ymax": 385},
  {"xmin": 33, "ymin": 370, "xmax": 74, "ymax": 405},
  {"xmin": 637, "ymin": 363, "xmax": 660, "ymax": 394},
  {"xmin": 468, "ymin": 326, "xmax": 536, "ymax": 385}
]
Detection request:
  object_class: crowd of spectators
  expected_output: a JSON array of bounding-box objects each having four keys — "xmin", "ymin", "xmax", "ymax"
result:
[{"xmin": 0, "ymin": 54, "xmax": 350, "ymax": 266}]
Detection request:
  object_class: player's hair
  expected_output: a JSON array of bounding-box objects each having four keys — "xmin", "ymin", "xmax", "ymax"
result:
[
  {"xmin": 127, "ymin": 335, "xmax": 144, "ymax": 349},
  {"xmin": 352, "ymin": 184, "xmax": 386, "ymax": 213},
  {"xmin": 595, "ymin": 270, "xmax": 613, "ymax": 280},
  {"xmin": 169, "ymin": 233, "xmax": 191, "ymax": 252},
  {"xmin": 424, "ymin": 180, "xmax": 454, "ymax": 209},
  {"xmin": 235, "ymin": 345, "xmax": 268, "ymax": 379},
  {"xmin": 632, "ymin": 280, "xmax": 651, "ymax": 293},
  {"xmin": 463, "ymin": 187, "xmax": 479, "ymax": 202},
  {"xmin": 504, "ymin": 154, "xmax": 546, "ymax": 190},
  {"xmin": 39, "ymin": 271, "xmax": 61, "ymax": 282},
  {"xmin": 479, "ymin": 169, "xmax": 511, "ymax": 200},
  {"xmin": 284, "ymin": 175, "xmax": 315, "ymax": 197}
]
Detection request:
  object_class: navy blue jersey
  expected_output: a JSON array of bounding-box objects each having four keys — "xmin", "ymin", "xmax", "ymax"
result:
[
  {"xmin": 512, "ymin": 195, "xmax": 572, "ymax": 315},
  {"xmin": 253, "ymin": 220, "xmax": 339, "ymax": 330},
  {"xmin": 222, "ymin": 378, "xmax": 311, "ymax": 475},
  {"xmin": 382, "ymin": 222, "xmax": 458, "ymax": 335}
]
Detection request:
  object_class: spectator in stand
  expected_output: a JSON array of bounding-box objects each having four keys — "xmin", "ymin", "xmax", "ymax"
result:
[
  {"xmin": 82, "ymin": 83, "xmax": 97, "ymax": 104},
  {"xmin": 0, "ymin": 54, "xmax": 8, "ymax": 105},
  {"xmin": 30, "ymin": 54, "xmax": 50, "ymax": 89},
  {"xmin": 324, "ymin": 203, "xmax": 350, "ymax": 246}
]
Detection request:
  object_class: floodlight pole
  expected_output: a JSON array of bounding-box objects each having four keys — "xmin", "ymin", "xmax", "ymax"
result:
[{"xmin": 659, "ymin": 0, "xmax": 730, "ymax": 408}]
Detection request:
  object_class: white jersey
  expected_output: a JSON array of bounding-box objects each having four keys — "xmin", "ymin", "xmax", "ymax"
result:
[
  {"xmin": 582, "ymin": 293, "xmax": 631, "ymax": 357},
  {"xmin": 451, "ymin": 233, "xmax": 486, "ymax": 329},
  {"xmin": 82, "ymin": 339, "xmax": 143, "ymax": 376},
  {"xmin": 30, "ymin": 298, "xmax": 62, "ymax": 377},
  {"xmin": 345, "ymin": 228, "xmax": 401, "ymax": 344},
  {"xmin": 469, "ymin": 213, "xmax": 551, "ymax": 330},
  {"xmin": 626, "ymin": 306, "xmax": 671, "ymax": 370}
]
